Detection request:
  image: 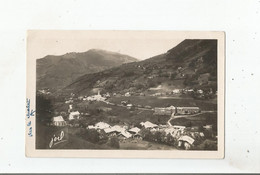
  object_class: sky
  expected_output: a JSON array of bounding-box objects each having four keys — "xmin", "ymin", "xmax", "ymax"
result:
[{"xmin": 28, "ymin": 31, "xmax": 184, "ymax": 60}]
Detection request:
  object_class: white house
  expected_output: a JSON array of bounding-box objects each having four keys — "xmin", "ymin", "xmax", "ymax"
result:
[
  {"xmin": 95, "ymin": 122, "xmax": 110, "ymax": 130},
  {"xmin": 172, "ymin": 89, "xmax": 181, "ymax": 94},
  {"xmin": 172, "ymin": 125, "xmax": 186, "ymax": 130},
  {"xmin": 187, "ymin": 89, "xmax": 194, "ymax": 92},
  {"xmin": 178, "ymin": 135, "xmax": 195, "ymax": 150},
  {"xmin": 68, "ymin": 104, "xmax": 73, "ymax": 113},
  {"xmin": 87, "ymin": 125, "xmax": 96, "ymax": 129},
  {"xmin": 176, "ymin": 106, "xmax": 200, "ymax": 115},
  {"xmin": 128, "ymin": 127, "xmax": 141, "ymax": 134},
  {"xmin": 203, "ymin": 125, "xmax": 213, "ymax": 130},
  {"xmin": 87, "ymin": 91, "xmax": 106, "ymax": 101},
  {"xmin": 125, "ymin": 92, "xmax": 131, "ymax": 97},
  {"xmin": 111, "ymin": 125, "xmax": 125, "ymax": 133},
  {"xmin": 104, "ymin": 127, "xmax": 115, "ymax": 133},
  {"xmin": 51, "ymin": 116, "xmax": 67, "ymax": 126},
  {"xmin": 65, "ymin": 99, "xmax": 73, "ymax": 104},
  {"xmin": 69, "ymin": 111, "xmax": 80, "ymax": 120},
  {"xmin": 118, "ymin": 130, "xmax": 132, "ymax": 139},
  {"xmin": 126, "ymin": 104, "xmax": 134, "ymax": 110},
  {"xmin": 197, "ymin": 89, "xmax": 204, "ymax": 94},
  {"xmin": 140, "ymin": 121, "xmax": 158, "ymax": 129}
]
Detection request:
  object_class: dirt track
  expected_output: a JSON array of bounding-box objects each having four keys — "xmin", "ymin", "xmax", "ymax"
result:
[{"xmin": 167, "ymin": 111, "xmax": 217, "ymax": 126}]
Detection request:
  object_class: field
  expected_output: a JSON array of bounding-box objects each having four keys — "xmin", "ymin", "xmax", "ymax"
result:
[
  {"xmin": 171, "ymin": 112, "xmax": 217, "ymax": 133},
  {"xmin": 108, "ymin": 96, "xmax": 217, "ymax": 111},
  {"xmin": 68, "ymin": 95, "xmax": 217, "ymax": 128},
  {"xmin": 119, "ymin": 138, "xmax": 177, "ymax": 150},
  {"xmin": 73, "ymin": 100, "xmax": 170, "ymax": 126}
]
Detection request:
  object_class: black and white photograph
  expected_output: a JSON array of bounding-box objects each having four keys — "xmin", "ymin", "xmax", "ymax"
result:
[
  {"xmin": 2, "ymin": 0, "xmax": 260, "ymax": 173},
  {"xmin": 26, "ymin": 30, "xmax": 224, "ymax": 158}
]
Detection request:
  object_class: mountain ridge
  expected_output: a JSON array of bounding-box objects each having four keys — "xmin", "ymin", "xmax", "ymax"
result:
[
  {"xmin": 63, "ymin": 39, "xmax": 217, "ymax": 98},
  {"xmin": 36, "ymin": 49, "xmax": 138, "ymax": 90}
]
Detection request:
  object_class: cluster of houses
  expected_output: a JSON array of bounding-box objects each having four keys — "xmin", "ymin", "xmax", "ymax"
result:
[
  {"xmin": 151, "ymin": 88, "xmax": 204, "ymax": 96},
  {"xmin": 113, "ymin": 92, "xmax": 144, "ymax": 97},
  {"xmin": 64, "ymin": 91, "xmax": 109, "ymax": 104},
  {"xmin": 63, "ymin": 87, "xmax": 210, "ymax": 105},
  {"xmin": 72, "ymin": 89, "xmax": 199, "ymax": 100},
  {"xmin": 49, "ymin": 88, "xmax": 214, "ymax": 149},
  {"xmin": 87, "ymin": 122, "xmax": 140, "ymax": 139},
  {"xmin": 82, "ymin": 91, "xmax": 106, "ymax": 102},
  {"xmin": 49, "ymin": 114, "xmax": 213, "ymax": 150},
  {"xmin": 85, "ymin": 121, "xmax": 210, "ymax": 150}
]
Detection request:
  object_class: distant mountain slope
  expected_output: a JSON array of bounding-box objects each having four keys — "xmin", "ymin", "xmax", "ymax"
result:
[
  {"xmin": 36, "ymin": 49, "xmax": 138, "ymax": 90},
  {"xmin": 64, "ymin": 39, "xmax": 217, "ymax": 96}
]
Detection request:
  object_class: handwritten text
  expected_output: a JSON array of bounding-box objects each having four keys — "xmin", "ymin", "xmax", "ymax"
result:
[
  {"xmin": 26, "ymin": 98, "xmax": 34, "ymax": 137},
  {"xmin": 49, "ymin": 131, "xmax": 67, "ymax": 148}
]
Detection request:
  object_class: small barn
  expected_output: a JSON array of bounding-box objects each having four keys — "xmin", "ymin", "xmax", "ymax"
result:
[
  {"xmin": 95, "ymin": 122, "xmax": 110, "ymax": 130},
  {"xmin": 126, "ymin": 104, "xmax": 134, "ymax": 110},
  {"xmin": 178, "ymin": 135, "xmax": 195, "ymax": 150},
  {"xmin": 128, "ymin": 127, "xmax": 141, "ymax": 134},
  {"xmin": 104, "ymin": 127, "xmax": 117, "ymax": 136},
  {"xmin": 176, "ymin": 107, "xmax": 200, "ymax": 115},
  {"xmin": 51, "ymin": 116, "xmax": 67, "ymax": 126},
  {"xmin": 140, "ymin": 121, "xmax": 158, "ymax": 129},
  {"xmin": 125, "ymin": 92, "xmax": 131, "ymax": 97},
  {"xmin": 154, "ymin": 106, "xmax": 175, "ymax": 115},
  {"xmin": 69, "ymin": 111, "xmax": 80, "ymax": 120},
  {"xmin": 172, "ymin": 89, "xmax": 181, "ymax": 94},
  {"xmin": 118, "ymin": 130, "xmax": 132, "ymax": 139}
]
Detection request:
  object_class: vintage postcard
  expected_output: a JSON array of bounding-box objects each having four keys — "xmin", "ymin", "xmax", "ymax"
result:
[{"xmin": 26, "ymin": 30, "xmax": 225, "ymax": 158}]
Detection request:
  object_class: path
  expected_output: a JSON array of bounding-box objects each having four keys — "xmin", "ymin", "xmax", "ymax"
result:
[{"xmin": 167, "ymin": 111, "xmax": 217, "ymax": 126}]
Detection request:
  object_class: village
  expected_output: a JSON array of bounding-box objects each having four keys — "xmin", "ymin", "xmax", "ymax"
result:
[{"xmin": 45, "ymin": 88, "xmax": 217, "ymax": 150}]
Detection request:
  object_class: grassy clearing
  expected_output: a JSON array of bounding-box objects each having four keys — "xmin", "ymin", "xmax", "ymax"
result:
[
  {"xmin": 76, "ymin": 101, "xmax": 171, "ymax": 126},
  {"xmin": 69, "ymin": 95, "xmax": 217, "ymax": 127},
  {"xmin": 108, "ymin": 96, "xmax": 217, "ymax": 111},
  {"xmin": 36, "ymin": 123, "xmax": 109, "ymax": 149},
  {"xmin": 171, "ymin": 112, "xmax": 217, "ymax": 131},
  {"xmin": 119, "ymin": 139, "xmax": 177, "ymax": 150}
]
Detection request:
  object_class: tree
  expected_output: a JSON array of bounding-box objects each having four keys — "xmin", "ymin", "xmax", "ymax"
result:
[
  {"xmin": 36, "ymin": 94, "xmax": 54, "ymax": 123},
  {"xmin": 79, "ymin": 129, "xmax": 100, "ymax": 143},
  {"xmin": 108, "ymin": 137, "xmax": 120, "ymax": 149},
  {"xmin": 147, "ymin": 79, "xmax": 156, "ymax": 88},
  {"xmin": 154, "ymin": 131, "xmax": 162, "ymax": 143},
  {"xmin": 166, "ymin": 133, "xmax": 175, "ymax": 146},
  {"xmin": 135, "ymin": 83, "xmax": 145, "ymax": 90}
]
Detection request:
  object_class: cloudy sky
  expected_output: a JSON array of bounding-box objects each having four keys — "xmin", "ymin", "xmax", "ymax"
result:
[{"xmin": 28, "ymin": 31, "xmax": 186, "ymax": 60}]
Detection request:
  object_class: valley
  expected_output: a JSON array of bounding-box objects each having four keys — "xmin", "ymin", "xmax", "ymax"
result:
[{"xmin": 36, "ymin": 39, "xmax": 218, "ymax": 150}]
